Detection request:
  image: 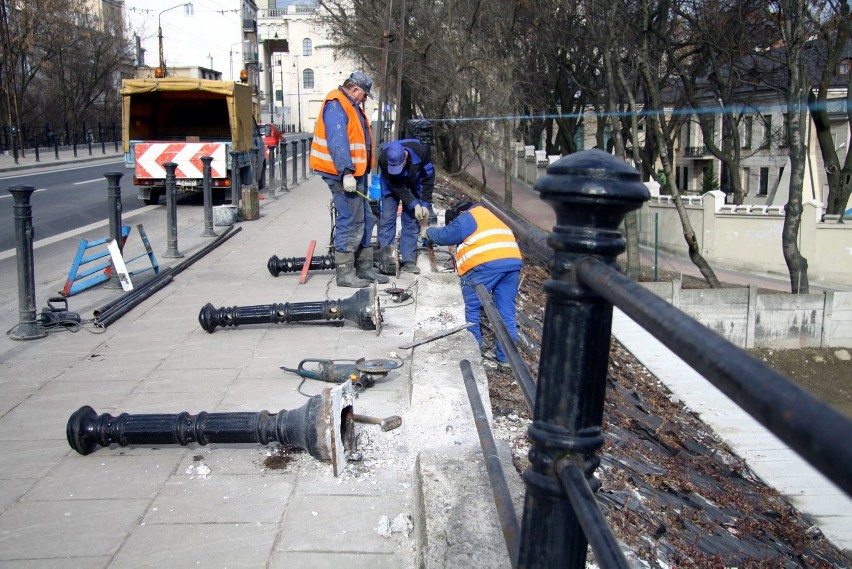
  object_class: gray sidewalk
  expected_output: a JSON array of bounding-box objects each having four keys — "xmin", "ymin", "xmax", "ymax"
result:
[{"xmin": 0, "ymin": 168, "xmax": 519, "ymax": 567}]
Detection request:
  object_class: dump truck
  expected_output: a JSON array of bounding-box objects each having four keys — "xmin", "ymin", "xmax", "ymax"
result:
[{"xmin": 122, "ymin": 78, "xmax": 265, "ymax": 205}]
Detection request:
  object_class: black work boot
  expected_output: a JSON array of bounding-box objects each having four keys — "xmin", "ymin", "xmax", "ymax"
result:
[
  {"xmin": 335, "ymin": 252, "xmax": 370, "ymax": 288},
  {"xmin": 375, "ymin": 245, "xmax": 399, "ymax": 275},
  {"xmin": 355, "ymin": 247, "xmax": 389, "ymax": 284},
  {"xmin": 400, "ymin": 261, "xmax": 420, "ymax": 274}
]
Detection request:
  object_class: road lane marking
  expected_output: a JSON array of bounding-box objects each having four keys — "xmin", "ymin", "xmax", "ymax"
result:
[
  {"xmin": 0, "ymin": 205, "xmax": 158, "ymax": 261},
  {"xmin": 0, "ymin": 188, "xmax": 48, "ymax": 199},
  {"xmin": 0, "ymin": 160, "xmax": 125, "ymax": 181},
  {"xmin": 73, "ymin": 178, "xmax": 104, "ymax": 185}
]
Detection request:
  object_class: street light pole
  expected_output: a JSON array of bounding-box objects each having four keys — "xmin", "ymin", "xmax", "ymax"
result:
[
  {"xmin": 294, "ymin": 58, "xmax": 302, "ymax": 133},
  {"xmin": 229, "ymin": 41, "xmax": 242, "ymax": 81},
  {"xmin": 158, "ymin": 2, "xmax": 193, "ymax": 77},
  {"xmin": 278, "ymin": 56, "xmax": 285, "ymax": 126}
]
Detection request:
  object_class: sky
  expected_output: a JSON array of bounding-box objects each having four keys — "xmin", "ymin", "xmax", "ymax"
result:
[{"xmin": 125, "ymin": 0, "xmax": 245, "ymax": 80}]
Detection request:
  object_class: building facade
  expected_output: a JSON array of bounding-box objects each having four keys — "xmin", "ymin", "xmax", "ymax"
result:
[{"xmin": 257, "ymin": 0, "xmax": 376, "ymax": 133}]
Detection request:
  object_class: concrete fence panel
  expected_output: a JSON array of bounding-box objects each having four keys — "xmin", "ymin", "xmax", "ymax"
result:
[{"xmin": 753, "ymin": 293, "xmax": 826, "ymax": 349}]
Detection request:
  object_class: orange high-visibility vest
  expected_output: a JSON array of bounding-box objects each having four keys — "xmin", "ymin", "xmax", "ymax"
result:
[
  {"xmin": 455, "ymin": 207, "xmax": 522, "ymax": 275},
  {"xmin": 310, "ymin": 90, "xmax": 372, "ymax": 177}
]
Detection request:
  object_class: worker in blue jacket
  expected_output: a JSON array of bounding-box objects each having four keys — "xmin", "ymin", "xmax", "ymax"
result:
[
  {"xmin": 376, "ymin": 139, "xmax": 435, "ymax": 274},
  {"xmin": 424, "ymin": 202, "xmax": 523, "ymax": 367}
]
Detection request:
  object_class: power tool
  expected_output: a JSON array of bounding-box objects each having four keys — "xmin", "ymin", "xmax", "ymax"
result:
[
  {"xmin": 38, "ymin": 297, "xmax": 82, "ymax": 328},
  {"xmin": 280, "ymin": 357, "xmax": 402, "ymax": 390}
]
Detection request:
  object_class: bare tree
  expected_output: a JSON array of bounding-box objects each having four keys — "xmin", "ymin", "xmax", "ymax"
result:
[
  {"xmin": 635, "ymin": 0, "xmax": 723, "ymax": 287},
  {"xmin": 808, "ymin": 0, "xmax": 852, "ymax": 216},
  {"xmin": 0, "ymin": 0, "xmax": 132, "ymax": 143},
  {"xmin": 764, "ymin": 0, "xmax": 813, "ymax": 293}
]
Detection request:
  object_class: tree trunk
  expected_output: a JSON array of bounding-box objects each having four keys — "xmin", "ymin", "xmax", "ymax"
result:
[{"xmin": 778, "ymin": 0, "xmax": 810, "ymax": 294}]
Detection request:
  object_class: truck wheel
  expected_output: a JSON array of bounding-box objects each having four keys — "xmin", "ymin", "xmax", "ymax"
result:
[{"xmin": 143, "ymin": 189, "xmax": 164, "ymax": 206}]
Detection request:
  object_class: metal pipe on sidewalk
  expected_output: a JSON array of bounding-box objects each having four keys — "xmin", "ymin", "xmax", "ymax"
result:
[
  {"xmin": 95, "ymin": 273, "xmax": 175, "ymax": 328},
  {"xmin": 474, "ymin": 284, "xmax": 535, "ymax": 412},
  {"xmin": 6, "ymin": 185, "xmax": 46, "ymax": 340},
  {"xmin": 92, "ymin": 227, "xmax": 240, "ymax": 327},
  {"xmin": 460, "ymin": 359, "xmax": 521, "ymax": 568}
]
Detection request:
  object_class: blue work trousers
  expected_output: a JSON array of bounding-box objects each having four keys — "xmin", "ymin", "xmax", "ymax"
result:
[
  {"xmin": 325, "ymin": 177, "xmax": 375, "ymax": 252},
  {"xmin": 460, "ymin": 268, "xmax": 520, "ymax": 363},
  {"xmin": 378, "ymin": 195, "xmax": 420, "ymax": 263}
]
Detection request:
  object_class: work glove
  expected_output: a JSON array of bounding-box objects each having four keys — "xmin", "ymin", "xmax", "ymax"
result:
[
  {"xmin": 342, "ymin": 174, "xmax": 357, "ymax": 193},
  {"xmin": 414, "ymin": 204, "xmax": 428, "ymax": 221},
  {"xmin": 420, "ymin": 225, "xmax": 430, "ymax": 240}
]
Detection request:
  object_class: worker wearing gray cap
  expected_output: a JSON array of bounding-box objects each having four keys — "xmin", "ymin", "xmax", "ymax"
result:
[{"xmin": 310, "ymin": 71, "xmax": 388, "ymax": 287}]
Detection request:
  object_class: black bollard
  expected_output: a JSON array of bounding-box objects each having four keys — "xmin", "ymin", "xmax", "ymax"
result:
[
  {"xmin": 517, "ymin": 149, "xmax": 648, "ymax": 568},
  {"xmin": 104, "ymin": 171, "xmax": 124, "ymax": 288},
  {"xmin": 267, "ymin": 144, "xmax": 276, "ymax": 198},
  {"xmin": 7, "ymin": 186, "xmax": 46, "ymax": 340},
  {"xmin": 67, "ymin": 382, "xmax": 356, "ymax": 476},
  {"xmin": 301, "ymin": 138, "xmax": 309, "ymax": 180},
  {"xmin": 267, "ymin": 253, "xmax": 335, "ymax": 276},
  {"xmin": 54, "ymin": 135, "xmax": 59, "ymax": 160},
  {"xmin": 198, "ymin": 285, "xmax": 381, "ymax": 335},
  {"xmin": 33, "ymin": 140, "xmax": 40, "ymax": 162},
  {"xmin": 280, "ymin": 140, "xmax": 289, "ymax": 192},
  {"xmin": 200, "ymin": 156, "xmax": 217, "ymax": 237},
  {"xmin": 162, "ymin": 162, "xmax": 183, "ymax": 258},
  {"xmin": 230, "ymin": 149, "xmax": 241, "ymax": 207},
  {"xmin": 291, "ymin": 140, "xmax": 299, "ymax": 186}
]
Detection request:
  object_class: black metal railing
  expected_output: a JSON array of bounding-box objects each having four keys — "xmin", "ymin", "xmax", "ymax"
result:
[
  {"xmin": 460, "ymin": 148, "xmax": 852, "ymax": 569},
  {"xmin": 1, "ymin": 122, "xmax": 121, "ymax": 161}
]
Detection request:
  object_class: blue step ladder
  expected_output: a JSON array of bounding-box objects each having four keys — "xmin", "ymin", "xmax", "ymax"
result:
[{"xmin": 60, "ymin": 224, "xmax": 159, "ymax": 297}]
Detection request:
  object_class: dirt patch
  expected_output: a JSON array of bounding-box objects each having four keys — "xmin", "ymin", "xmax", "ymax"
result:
[{"xmin": 750, "ymin": 347, "xmax": 852, "ymax": 418}]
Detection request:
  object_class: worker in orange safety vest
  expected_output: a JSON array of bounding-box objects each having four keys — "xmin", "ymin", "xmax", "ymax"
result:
[
  {"xmin": 424, "ymin": 202, "xmax": 523, "ymax": 368},
  {"xmin": 310, "ymin": 71, "xmax": 388, "ymax": 287}
]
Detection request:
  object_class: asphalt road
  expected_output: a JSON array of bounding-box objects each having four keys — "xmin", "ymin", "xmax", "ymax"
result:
[{"xmin": 0, "ymin": 159, "xmax": 144, "ymax": 253}]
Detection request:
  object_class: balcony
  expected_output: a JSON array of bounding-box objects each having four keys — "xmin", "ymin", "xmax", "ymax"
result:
[
  {"xmin": 684, "ymin": 146, "xmax": 709, "ymax": 157},
  {"xmin": 242, "ymin": 18, "xmax": 257, "ymax": 33}
]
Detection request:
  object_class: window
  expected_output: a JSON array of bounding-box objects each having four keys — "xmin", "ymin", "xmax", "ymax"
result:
[
  {"xmin": 762, "ymin": 114, "xmax": 772, "ymax": 148},
  {"xmin": 743, "ymin": 116, "xmax": 753, "ymax": 149},
  {"xmin": 838, "ymin": 59, "xmax": 851, "ymax": 76},
  {"xmin": 743, "ymin": 167, "xmax": 750, "ymax": 195},
  {"xmin": 758, "ymin": 167, "xmax": 769, "ymax": 195},
  {"xmin": 681, "ymin": 166, "xmax": 689, "ymax": 192},
  {"xmin": 302, "ymin": 38, "xmax": 312, "ymax": 56},
  {"xmin": 303, "ymin": 68, "xmax": 314, "ymax": 89}
]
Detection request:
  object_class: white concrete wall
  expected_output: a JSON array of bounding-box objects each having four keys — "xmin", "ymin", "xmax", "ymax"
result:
[{"xmin": 641, "ymin": 193, "xmax": 852, "ymax": 287}]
